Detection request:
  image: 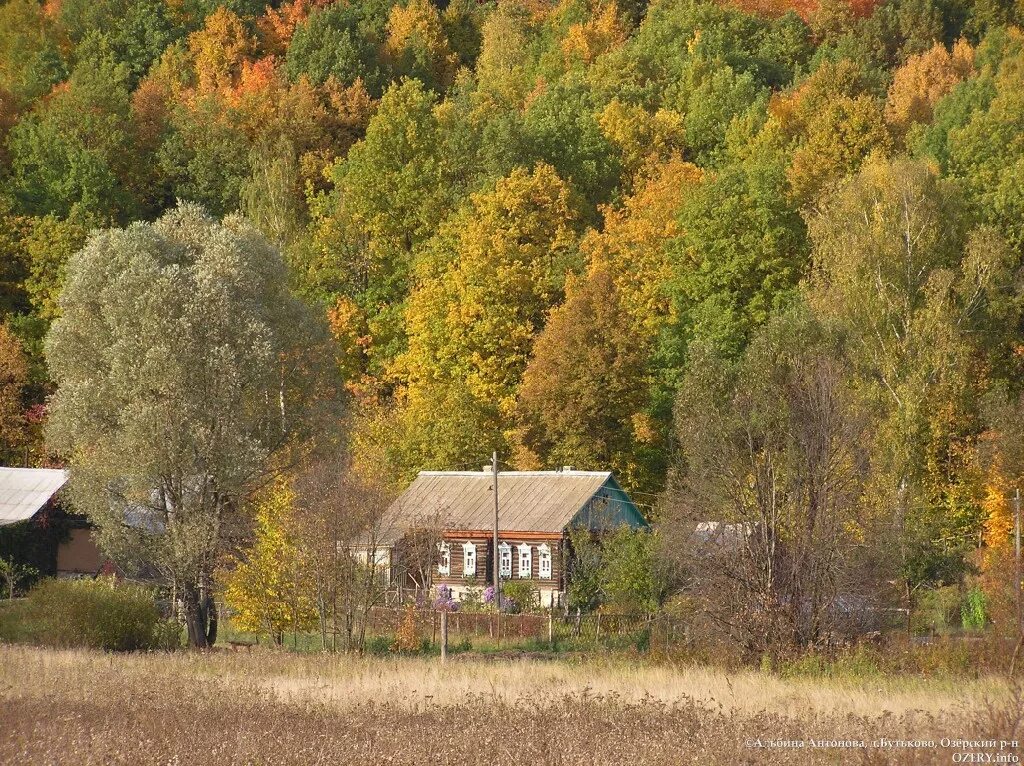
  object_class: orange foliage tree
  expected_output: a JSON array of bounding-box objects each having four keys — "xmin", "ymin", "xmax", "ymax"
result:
[{"xmin": 885, "ymin": 40, "xmax": 974, "ymax": 136}]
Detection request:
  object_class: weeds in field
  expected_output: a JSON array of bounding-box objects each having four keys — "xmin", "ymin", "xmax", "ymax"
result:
[{"xmin": 0, "ymin": 644, "xmax": 1016, "ymax": 765}]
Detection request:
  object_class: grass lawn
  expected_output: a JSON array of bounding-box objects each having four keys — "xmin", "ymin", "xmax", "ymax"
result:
[{"xmin": 0, "ymin": 643, "xmax": 1019, "ymax": 765}]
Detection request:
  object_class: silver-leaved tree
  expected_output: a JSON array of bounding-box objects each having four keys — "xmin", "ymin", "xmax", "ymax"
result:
[{"xmin": 45, "ymin": 202, "xmax": 337, "ymax": 647}]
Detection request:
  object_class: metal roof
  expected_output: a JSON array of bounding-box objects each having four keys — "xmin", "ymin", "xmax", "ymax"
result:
[
  {"xmin": 379, "ymin": 470, "xmax": 644, "ymax": 543},
  {"xmin": 0, "ymin": 467, "xmax": 68, "ymax": 526}
]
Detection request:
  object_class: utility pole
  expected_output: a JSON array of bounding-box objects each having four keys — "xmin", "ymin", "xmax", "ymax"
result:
[{"xmin": 492, "ymin": 450, "xmax": 501, "ymax": 642}]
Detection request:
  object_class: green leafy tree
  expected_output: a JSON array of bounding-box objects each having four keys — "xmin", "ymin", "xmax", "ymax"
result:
[
  {"xmin": 157, "ymin": 97, "xmax": 252, "ymax": 217},
  {"xmin": 0, "ymin": 323, "xmax": 28, "ymax": 463},
  {"xmin": 566, "ymin": 526, "xmax": 603, "ymax": 612},
  {"xmin": 21, "ymin": 214, "xmax": 90, "ymax": 325},
  {"xmin": 56, "ymin": 0, "xmax": 179, "ymax": 86},
  {"xmin": 600, "ymin": 526, "xmax": 665, "ymax": 616},
  {"xmin": 520, "ymin": 80, "xmax": 622, "ymax": 213},
  {"xmin": 942, "ymin": 38, "xmax": 1024, "ymax": 252},
  {"xmin": 45, "ymin": 203, "xmax": 336, "ymax": 647},
  {"xmin": 285, "ymin": 0, "xmax": 391, "ymax": 93},
  {"xmin": 310, "ymin": 78, "xmax": 470, "ymax": 373},
  {"xmin": 662, "ymin": 144, "xmax": 807, "ymax": 365},
  {"xmin": 8, "ymin": 55, "xmax": 136, "ymax": 221}
]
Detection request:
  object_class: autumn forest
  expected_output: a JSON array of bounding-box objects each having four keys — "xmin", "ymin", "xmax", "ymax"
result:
[{"xmin": 2, "ymin": 0, "xmax": 1024, "ymax": 635}]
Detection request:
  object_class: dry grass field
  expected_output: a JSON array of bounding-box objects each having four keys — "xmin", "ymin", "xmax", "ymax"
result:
[{"xmin": 0, "ymin": 644, "xmax": 1020, "ymax": 765}]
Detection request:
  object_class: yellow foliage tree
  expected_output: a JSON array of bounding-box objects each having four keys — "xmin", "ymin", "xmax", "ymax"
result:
[
  {"xmin": 257, "ymin": 0, "xmax": 329, "ymax": 56},
  {"xmin": 787, "ymin": 93, "xmax": 892, "ymax": 204},
  {"xmin": 581, "ymin": 156, "xmax": 702, "ymax": 340},
  {"xmin": 385, "ymin": 0, "xmax": 459, "ymax": 89},
  {"xmin": 562, "ymin": 1, "xmax": 629, "ymax": 65},
  {"xmin": 187, "ymin": 7, "xmax": 254, "ymax": 96},
  {"xmin": 379, "ymin": 164, "xmax": 577, "ymax": 473},
  {"xmin": 221, "ymin": 477, "xmax": 316, "ymax": 644},
  {"xmin": 597, "ymin": 99, "xmax": 686, "ymax": 186},
  {"xmin": 981, "ymin": 467, "xmax": 1014, "ymax": 548},
  {"xmin": 475, "ymin": 5, "xmax": 533, "ymax": 108},
  {"xmin": 770, "ymin": 60, "xmax": 893, "ymax": 205},
  {"xmin": 401, "ymin": 163, "xmax": 577, "ymax": 414}
]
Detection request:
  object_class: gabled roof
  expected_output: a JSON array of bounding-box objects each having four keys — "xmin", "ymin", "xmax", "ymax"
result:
[
  {"xmin": 0, "ymin": 467, "xmax": 68, "ymax": 526},
  {"xmin": 380, "ymin": 469, "xmax": 646, "ymax": 543}
]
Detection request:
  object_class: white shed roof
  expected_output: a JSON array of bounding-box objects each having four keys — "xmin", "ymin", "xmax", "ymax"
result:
[{"xmin": 0, "ymin": 467, "xmax": 68, "ymax": 526}]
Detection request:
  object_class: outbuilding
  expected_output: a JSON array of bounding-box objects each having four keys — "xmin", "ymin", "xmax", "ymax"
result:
[{"xmin": 0, "ymin": 466, "xmax": 104, "ymax": 578}]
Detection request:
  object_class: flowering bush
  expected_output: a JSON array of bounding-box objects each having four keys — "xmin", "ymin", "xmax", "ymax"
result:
[
  {"xmin": 482, "ymin": 585, "xmax": 514, "ymax": 612},
  {"xmin": 433, "ymin": 585, "xmax": 459, "ymax": 612}
]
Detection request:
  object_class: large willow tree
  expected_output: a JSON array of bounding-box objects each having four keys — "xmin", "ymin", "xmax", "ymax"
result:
[{"xmin": 45, "ymin": 202, "xmax": 335, "ymax": 647}]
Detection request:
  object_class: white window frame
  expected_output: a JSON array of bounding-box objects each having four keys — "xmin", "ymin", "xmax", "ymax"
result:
[
  {"xmin": 517, "ymin": 543, "xmax": 532, "ymax": 579},
  {"xmin": 538, "ymin": 543, "xmax": 552, "ymax": 580},
  {"xmin": 463, "ymin": 541, "xmax": 477, "ymax": 578},
  {"xmin": 498, "ymin": 542, "xmax": 512, "ymax": 578},
  {"xmin": 437, "ymin": 542, "xmax": 451, "ymax": 576}
]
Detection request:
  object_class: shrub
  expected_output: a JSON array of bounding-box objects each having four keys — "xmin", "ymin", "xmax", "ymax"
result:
[
  {"xmin": 365, "ymin": 635, "xmax": 393, "ymax": 655},
  {"xmin": 392, "ymin": 605, "xmax": 421, "ymax": 653},
  {"xmin": 911, "ymin": 586, "xmax": 961, "ymax": 635},
  {"xmin": 460, "ymin": 586, "xmax": 483, "ymax": 610},
  {"xmin": 14, "ymin": 577, "xmax": 176, "ymax": 652},
  {"xmin": 501, "ymin": 581, "xmax": 538, "ymax": 613},
  {"xmin": 961, "ymin": 586, "xmax": 987, "ymax": 631}
]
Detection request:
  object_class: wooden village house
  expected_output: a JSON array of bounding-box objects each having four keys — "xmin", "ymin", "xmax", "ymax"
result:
[{"xmin": 375, "ymin": 468, "xmax": 648, "ymax": 608}]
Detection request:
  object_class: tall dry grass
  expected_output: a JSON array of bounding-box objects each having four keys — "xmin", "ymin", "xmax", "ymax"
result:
[{"xmin": 0, "ymin": 645, "xmax": 1018, "ymax": 765}]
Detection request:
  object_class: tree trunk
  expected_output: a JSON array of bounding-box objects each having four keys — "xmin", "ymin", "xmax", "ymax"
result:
[
  {"xmin": 182, "ymin": 585, "xmax": 209, "ymax": 649},
  {"xmin": 205, "ymin": 597, "xmax": 218, "ymax": 646}
]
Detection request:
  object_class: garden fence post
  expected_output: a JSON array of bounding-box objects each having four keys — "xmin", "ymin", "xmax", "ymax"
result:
[{"xmin": 440, "ymin": 609, "xmax": 448, "ymax": 664}]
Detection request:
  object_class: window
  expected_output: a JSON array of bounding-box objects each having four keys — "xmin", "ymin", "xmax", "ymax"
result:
[
  {"xmin": 463, "ymin": 542, "xmax": 477, "ymax": 578},
  {"xmin": 498, "ymin": 542, "xmax": 512, "ymax": 578},
  {"xmin": 517, "ymin": 543, "xmax": 532, "ymax": 579},
  {"xmin": 538, "ymin": 543, "xmax": 552, "ymax": 580},
  {"xmin": 437, "ymin": 542, "xmax": 451, "ymax": 576}
]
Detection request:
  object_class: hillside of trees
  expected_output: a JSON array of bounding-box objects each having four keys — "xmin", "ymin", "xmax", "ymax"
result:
[{"xmin": 2, "ymin": 0, "xmax": 1024, "ymax": 644}]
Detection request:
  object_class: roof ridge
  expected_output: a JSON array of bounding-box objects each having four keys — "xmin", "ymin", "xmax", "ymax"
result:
[{"xmin": 417, "ymin": 470, "xmax": 611, "ymax": 476}]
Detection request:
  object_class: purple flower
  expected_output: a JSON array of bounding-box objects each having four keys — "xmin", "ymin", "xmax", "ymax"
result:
[
  {"xmin": 433, "ymin": 585, "xmax": 459, "ymax": 612},
  {"xmin": 482, "ymin": 586, "xmax": 514, "ymax": 611}
]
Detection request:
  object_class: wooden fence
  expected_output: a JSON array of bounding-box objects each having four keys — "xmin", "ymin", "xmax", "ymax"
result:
[{"xmin": 365, "ymin": 607, "xmax": 683, "ymax": 644}]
